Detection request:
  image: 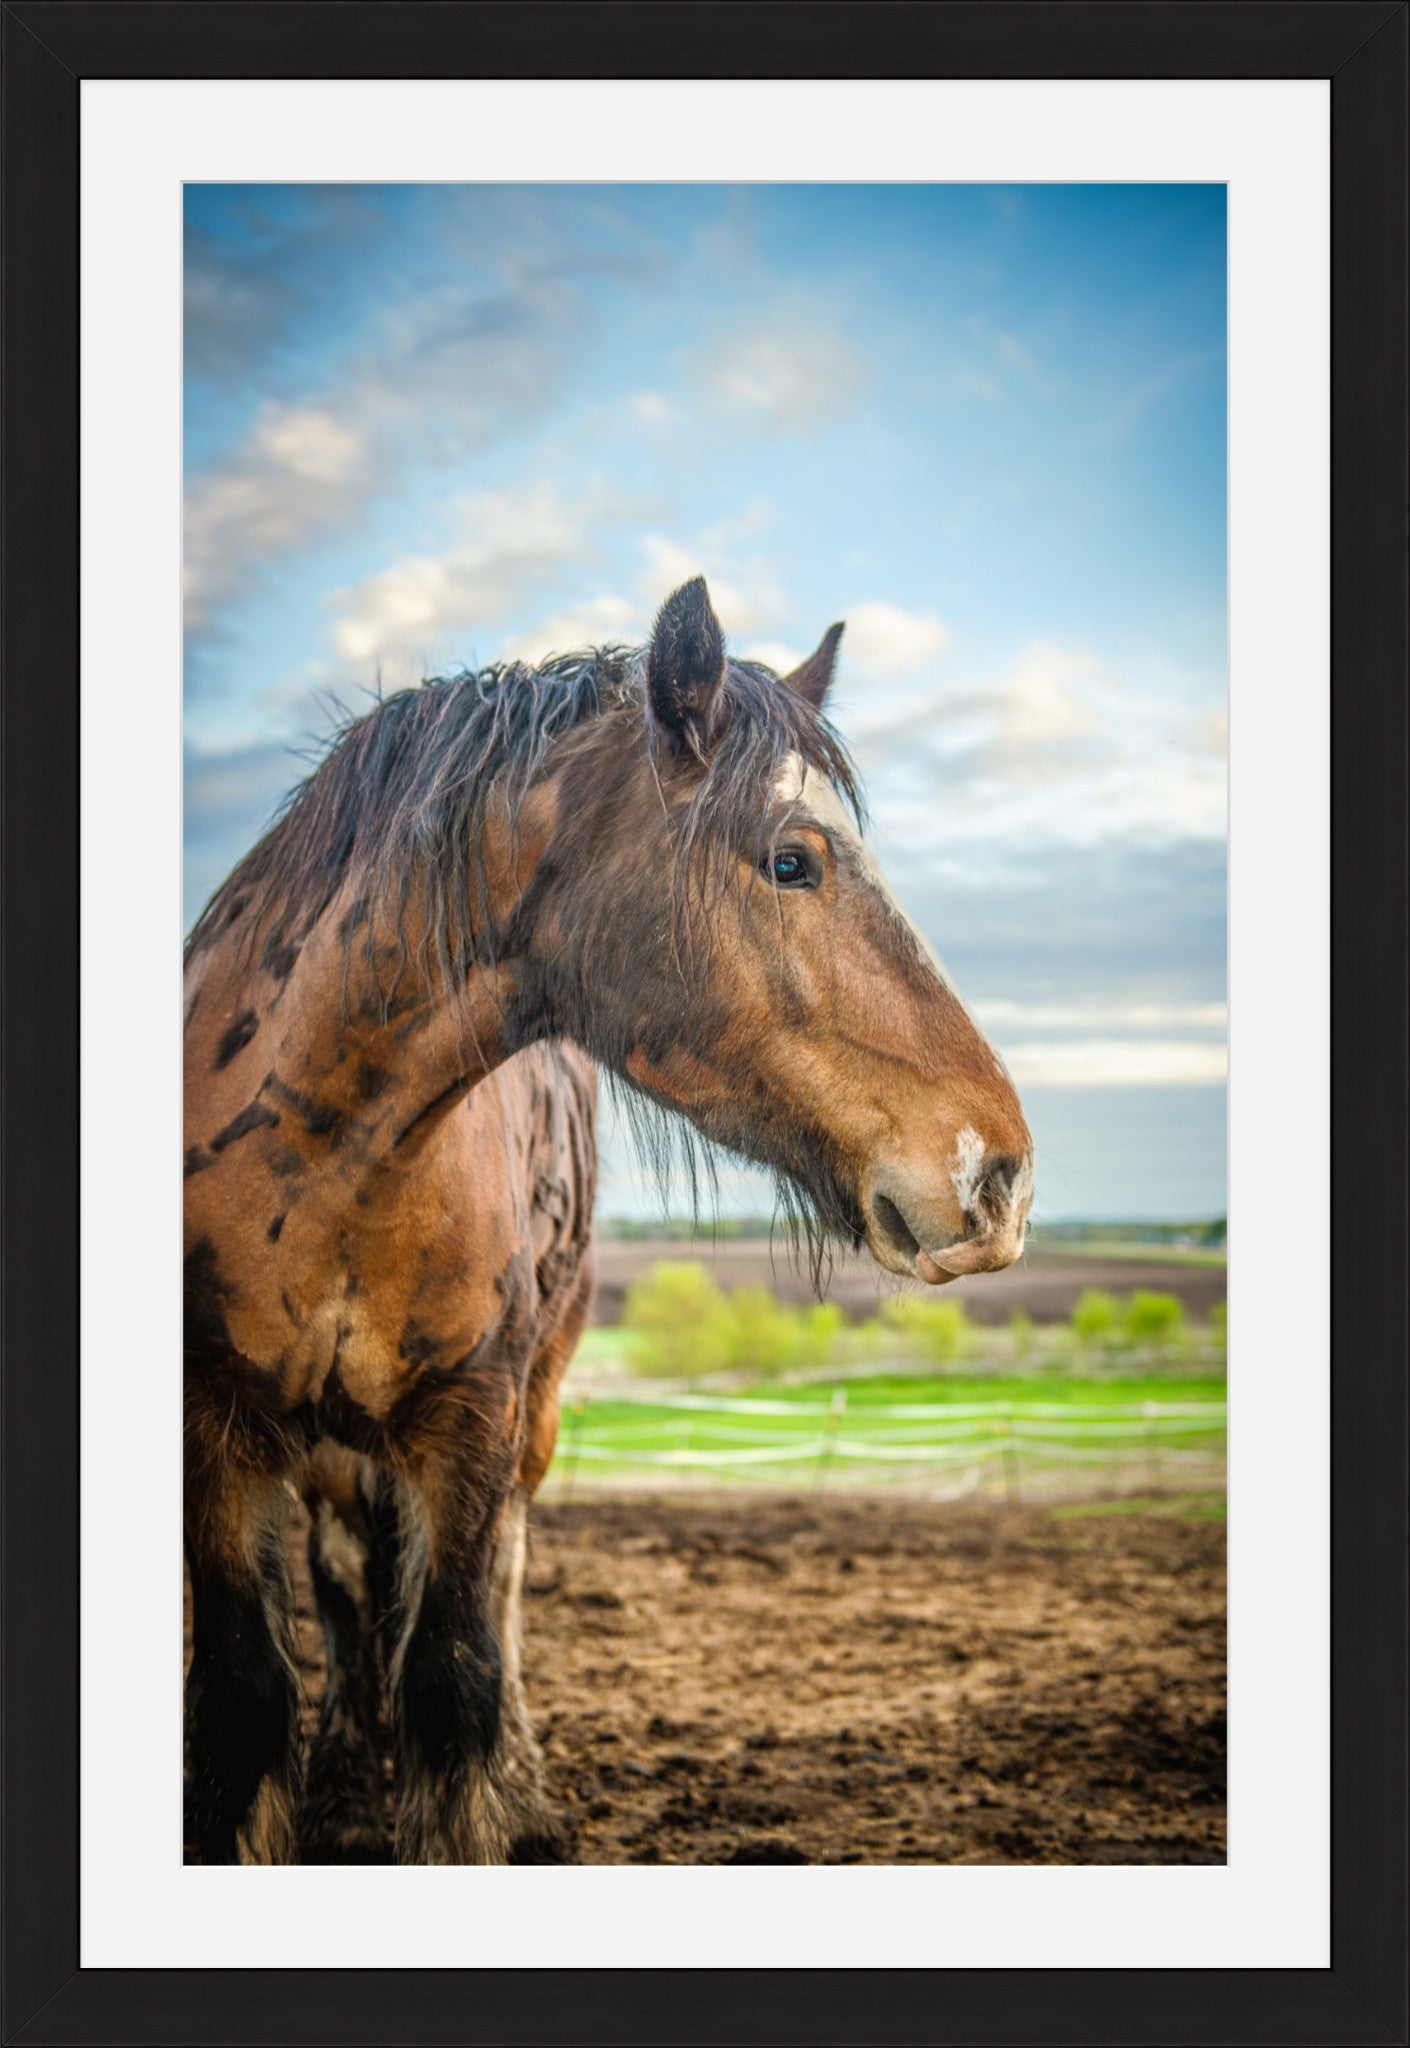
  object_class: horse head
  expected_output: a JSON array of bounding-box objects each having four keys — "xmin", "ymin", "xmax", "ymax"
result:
[{"xmin": 512, "ymin": 578, "xmax": 1034, "ymax": 1284}]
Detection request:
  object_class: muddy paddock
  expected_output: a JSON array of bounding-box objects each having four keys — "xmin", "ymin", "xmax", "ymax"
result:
[
  {"xmin": 524, "ymin": 1494, "xmax": 1225, "ymax": 1865},
  {"xmin": 191, "ymin": 1491, "xmax": 1225, "ymax": 1865}
]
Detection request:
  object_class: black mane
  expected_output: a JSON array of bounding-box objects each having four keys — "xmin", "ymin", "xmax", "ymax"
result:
[{"xmin": 185, "ymin": 643, "xmax": 861, "ymax": 980}]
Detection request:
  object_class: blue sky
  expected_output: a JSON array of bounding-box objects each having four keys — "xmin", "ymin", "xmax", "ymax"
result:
[{"xmin": 184, "ymin": 183, "xmax": 1227, "ymax": 1221}]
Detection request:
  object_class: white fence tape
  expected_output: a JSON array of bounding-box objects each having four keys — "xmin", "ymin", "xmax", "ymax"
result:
[
  {"xmin": 595, "ymin": 1391, "xmax": 1226, "ymax": 1422},
  {"xmin": 569, "ymin": 1439, "xmax": 830, "ymax": 1466},
  {"xmin": 552, "ymin": 1393, "xmax": 1226, "ymax": 1481},
  {"xmin": 675, "ymin": 1417, "xmax": 1222, "ymax": 1446}
]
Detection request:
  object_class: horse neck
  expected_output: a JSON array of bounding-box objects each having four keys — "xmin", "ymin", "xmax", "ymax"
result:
[{"xmin": 200, "ymin": 880, "xmax": 522, "ymax": 1191}]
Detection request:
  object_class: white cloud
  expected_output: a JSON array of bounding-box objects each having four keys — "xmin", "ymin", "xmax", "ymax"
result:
[
  {"xmin": 742, "ymin": 640, "xmax": 805, "ymax": 676},
  {"xmin": 850, "ymin": 635, "xmax": 1227, "ymax": 860},
  {"xmin": 328, "ymin": 483, "xmax": 653, "ymax": 672},
  {"xmin": 629, "ymin": 390, "xmax": 674, "ymax": 425},
  {"xmin": 324, "ymin": 498, "xmax": 795, "ymax": 690},
  {"xmin": 500, "ymin": 539, "xmax": 950, "ymax": 690},
  {"xmin": 1192, "ymin": 706, "xmax": 1229, "ymax": 756},
  {"xmin": 995, "ymin": 641, "xmax": 1100, "ymax": 747},
  {"xmin": 842, "ymin": 601, "xmax": 950, "ymax": 677},
  {"xmin": 821, "ymin": 600, "xmax": 956, "ymax": 760},
  {"xmin": 185, "ymin": 404, "xmax": 373, "ymax": 629},
  {"xmin": 185, "ymin": 226, "xmax": 641, "ymax": 641},
  {"xmin": 505, "ymin": 565, "xmax": 780, "ymax": 676},
  {"xmin": 686, "ymin": 312, "xmax": 865, "ymax": 432},
  {"xmin": 501, "ymin": 593, "xmax": 646, "ymax": 665},
  {"xmin": 637, "ymin": 534, "xmax": 784, "ymax": 633},
  {"xmin": 1003, "ymin": 1039, "xmax": 1227, "ymax": 1088},
  {"xmin": 975, "ymin": 999, "xmax": 1227, "ymax": 1035},
  {"xmin": 966, "ymin": 998, "xmax": 1227, "ymax": 1093},
  {"xmin": 701, "ymin": 501, "xmax": 777, "ymax": 548}
]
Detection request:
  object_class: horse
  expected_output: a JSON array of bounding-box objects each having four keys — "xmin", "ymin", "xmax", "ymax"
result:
[{"xmin": 182, "ymin": 576, "xmax": 1034, "ymax": 1865}]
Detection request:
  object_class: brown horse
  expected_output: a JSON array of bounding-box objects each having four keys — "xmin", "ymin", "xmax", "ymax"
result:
[{"xmin": 183, "ymin": 577, "xmax": 1033, "ymax": 1865}]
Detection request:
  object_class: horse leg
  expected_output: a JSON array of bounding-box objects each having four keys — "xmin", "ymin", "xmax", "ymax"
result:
[
  {"xmin": 382, "ymin": 1391, "xmax": 556, "ymax": 1862},
  {"xmin": 492, "ymin": 1258, "xmax": 597, "ymax": 1863},
  {"xmin": 300, "ymin": 1446, "xmax": 389, "ymax": 1862},
  {"xmin": 383, "ymin": 1466, "xmax": 504, "ymax": 1865},
  {"xmin": 487, "ymin": 1486, "xmax": 567, "ymax": 1862},
  {"xmin": 184, "ymin": 1384, "xmax": 302, "ymax": 1865},
  {"xmin": 385, "ymin": 1258, "xmax": 594, "ymax": 1866}
]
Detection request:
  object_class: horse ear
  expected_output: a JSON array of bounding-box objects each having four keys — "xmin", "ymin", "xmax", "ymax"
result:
[
  {"xmin": 646, "ymin": 577, "xmax": 727, "ymax": 756},
  {"xmin": 783, "ymin": 622, "xmax": 844, "ymax": 711}
]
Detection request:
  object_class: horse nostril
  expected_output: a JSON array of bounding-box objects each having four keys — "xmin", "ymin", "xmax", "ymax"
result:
[
  {"xmin": 969, "ymin": 1153, "xmax": 1021, "ymax": 1222},
  {"xmin": 871, "ymin": 1193, "xmax": 921, "ymax": 1263}
]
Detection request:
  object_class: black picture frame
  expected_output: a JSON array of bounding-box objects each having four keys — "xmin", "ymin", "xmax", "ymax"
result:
[{"xmin": 3, "ymin": 5, "xmax": 1405, "ymax": 2042}]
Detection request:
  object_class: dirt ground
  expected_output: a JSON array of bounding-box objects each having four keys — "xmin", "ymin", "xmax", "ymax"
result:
[
  {"xmin": 591, "ymin": 1240, "xmax": 1227, "ymax": 1329},
  {"xmin": 211, "ymin": 1491, "xmax": 1225, "ymax": 1866}
]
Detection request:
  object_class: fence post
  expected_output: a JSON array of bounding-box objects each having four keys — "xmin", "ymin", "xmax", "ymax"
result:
[
  {"xmin": 1002, "ymin": 1402, "xmax": 1021, "ymax": 1506},
  {"xmin": 815, "ymin": 1386, "xmax": 847, "ymax": 1490},
  {"xmin": 1144, "ymin": 1399, "xmax": 1160, "ymax": 1492}
]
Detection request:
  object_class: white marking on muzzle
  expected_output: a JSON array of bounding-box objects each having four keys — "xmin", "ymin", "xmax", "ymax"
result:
[{"xmin": 950, "ymin": 1123, "xmax": 987, "ymax": 1215}]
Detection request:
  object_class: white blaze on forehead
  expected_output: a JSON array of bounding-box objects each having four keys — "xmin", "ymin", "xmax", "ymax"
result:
[
  {"xmin": 773, "ymin": 752, "xmax": 956, "ymax": 989},
  {"xmin": 950, "ymin": 1123, "xmax": 988, "ymax": 1214}
]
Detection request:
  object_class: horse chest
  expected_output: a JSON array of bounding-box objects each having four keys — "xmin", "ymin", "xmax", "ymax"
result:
[{"xmin": 206, "ymin": 1212, "xmax": 515, "ymax": 1427}]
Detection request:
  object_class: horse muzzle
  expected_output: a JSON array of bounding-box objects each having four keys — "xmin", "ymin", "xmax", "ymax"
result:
[{"xmin": 865, "ymin": 1148, "xmax": 1034, "ymax": 1285}]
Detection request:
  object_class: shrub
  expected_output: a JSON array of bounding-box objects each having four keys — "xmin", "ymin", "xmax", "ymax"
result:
[
  {"xmin": 850, "ymin": 1316, "xmax": 892, "ymax": 1361},
  {"xmin": 795, "ymin": 1300, "xmax": 846, "ymax": 1370},
  {"xmin": 1008, "ymin": 1309, "xmax": 1035, "ymax": 1360},
  {"xmin": 1124, "ymin": 1290, "xmax": 1185, "ymax": 1347},
  {"xmin": 726, "ymin": 1286, "xmax": 800, "ymax": 1378},
  {"xmin": 1071, "ymin": 1287, "xmax": 1119, "ymax": 1345},
  {"xmin": 622, "ymin": 1261, "xmax": 734, "ymax": 1377},
  {"xmin": 1207, "ymin": 1301, "xmax": 1228, "ymax": 1340},
  {"xmin": 880, "ymin": 1293, "xmax": 971, "ymax": 1361}
]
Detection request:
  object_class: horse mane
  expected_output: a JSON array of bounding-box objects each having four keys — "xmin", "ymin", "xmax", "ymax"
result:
[
  {"xmin": 185, "ymin": 641, "xmax": 865, "ymax": 1283},
  {"xmin": 185, "ymin": 643, "xmax": 861, "ymax": 979}
]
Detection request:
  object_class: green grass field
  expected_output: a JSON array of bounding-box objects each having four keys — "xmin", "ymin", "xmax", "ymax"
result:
[{"xmin": 546, "ymin": 1367, "xmax": 1227, "ymax": 1499}]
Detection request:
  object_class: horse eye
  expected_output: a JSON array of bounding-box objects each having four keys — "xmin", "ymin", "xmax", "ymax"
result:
[{"xmin": 764, "ymin": 849, "xmax": 812, "ymax": 888}]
